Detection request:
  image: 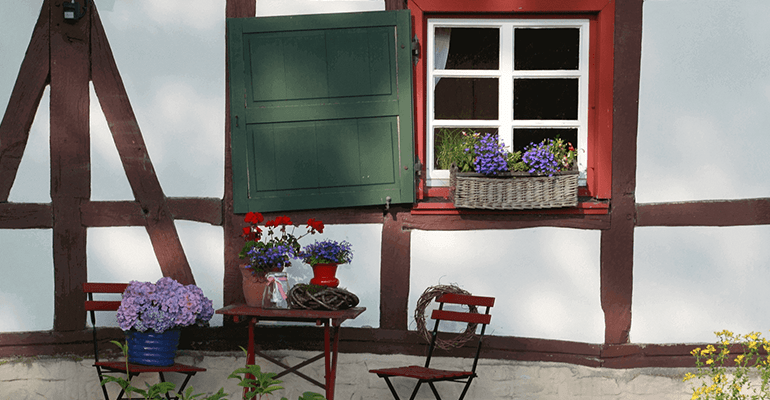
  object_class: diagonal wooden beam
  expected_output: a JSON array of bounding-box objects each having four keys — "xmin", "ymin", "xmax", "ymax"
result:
[
  {"xmin": 89, "ymin": 5, "xmax": 194, "ymax": 285},
  {"xmin": 0, "ymin": 0, "xmax": 51, "ymax": 201}
]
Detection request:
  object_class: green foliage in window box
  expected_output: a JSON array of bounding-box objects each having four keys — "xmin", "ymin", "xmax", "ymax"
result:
[{"xmin": 436, "ymin": 128, "xmax": 576, "ymax": 176}]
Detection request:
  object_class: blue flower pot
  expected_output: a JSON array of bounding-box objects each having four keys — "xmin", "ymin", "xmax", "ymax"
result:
[{"xmin": 125, "ymin": 329, "xmax": 181, "ymax": 366}]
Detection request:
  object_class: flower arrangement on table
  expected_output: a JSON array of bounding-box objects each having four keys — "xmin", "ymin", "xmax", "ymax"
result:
[
  {"xmin": 436, "ymin": 129, "xmax": 579, "ymax": 210},
  {"xmin": 684, "ymin": 330, "xmax": 770, "ymax": 400},
  {"xmin": 436, "ymin": 129, "xmax": 577, "ymax": 176},
  {"xmin": 298, "ymin": 239, "xmax": 354, "ymax": 267},
  {"xmin": 116, "ymin": 277, "xmax": 214, "ymax": 333},
  {"xmin": 239, "ymin": 211, "xmax": 325, "ymax": 275}
]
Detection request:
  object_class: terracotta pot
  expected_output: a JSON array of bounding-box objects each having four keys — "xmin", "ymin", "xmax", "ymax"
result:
[
  {"xmin": 240, "ymin": 265, "xmax": 269, "ymax": 307},
  {"xmin": 310, "ymin": 263, "xmax": 339, "ymax": 287}
]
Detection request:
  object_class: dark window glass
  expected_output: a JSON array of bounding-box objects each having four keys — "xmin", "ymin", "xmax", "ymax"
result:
[
  {"xmin": 514, "ymin": 28, "xmax": 579, "ymax": 70},
  {"xmin": 514, "ymin": 78, "xmax": 578, "ymax": 120},
  {"xmin": 435, "ymin": 78, "xmax": 498, "ymax": 120},
  {"xmin": 434, "ymin": 127, "xmax": 499, "ymax": 169},
  {"xmin": 437, "ymin": 28, "xmax": 500, "ymax": 70},
  {"xmin": 513, "ymin": 128, "xmax": 578, "ymax": 153}
]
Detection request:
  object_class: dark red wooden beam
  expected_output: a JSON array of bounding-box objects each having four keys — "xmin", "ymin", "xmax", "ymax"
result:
[
  {"xmin": 90, "ymin": 5, "xmax": 194, "ymax": 285},
  {"xmin": 600, "ymin": 0, "xmax": 643, "ymax": 345},
  {"xmin": 0, "ymin": 203, "xmax": 52, "ymax": 228},
  {"xmin": 0, "ymin": 0, "xmax": 50, "ymax": 201},
  {"xmin": 224, "ymin": 0, "xmax": 257, "ymax": 307},
  {"xmin": 80, "ymin": 198, "xmax": 223, "ymax": 227},
  {"xmin": 50, "ymin": 0, "xmax": 90, "ymax": 332},
  {"xmin": 637, "ymin": 198, "xmax": 770, "ymax": 227},
  {"xmin": 402, "ymin": 213, "xmax": 610, "ymax": 231},
  {"xmin": 380, "ymin": 210, "xmax": 411, "ymax": 330}
]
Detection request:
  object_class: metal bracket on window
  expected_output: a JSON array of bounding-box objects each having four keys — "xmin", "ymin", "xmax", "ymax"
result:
[
  {"xmin": 414, "ymin": 157, "xmax": 422, "ymax": 177},
  {"xmin": 412, "ymin": 35, "xmax": 420, "ymax": 65}
]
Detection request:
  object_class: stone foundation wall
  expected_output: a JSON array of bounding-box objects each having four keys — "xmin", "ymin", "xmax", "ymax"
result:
[{"xmin": 0, "ymin": 351, "xmax": 694, "ymax": 400}]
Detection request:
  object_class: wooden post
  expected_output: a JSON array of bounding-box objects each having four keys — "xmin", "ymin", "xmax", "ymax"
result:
[
  {"xmin": 50, "ymin": 0, "xmax": 90, "ymax": 331},
  {"xmin": 601, "ymin": 0, "xmax": 643, "ymax": 344},
  {"xmin": 224, "ymin": 0, "xmax": 257, "ymax": 306}
]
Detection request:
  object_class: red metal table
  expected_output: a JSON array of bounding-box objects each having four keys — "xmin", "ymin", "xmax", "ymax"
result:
[{"xmin": 216, "ymin": 304, "xmax": 365, "ymax": 400}]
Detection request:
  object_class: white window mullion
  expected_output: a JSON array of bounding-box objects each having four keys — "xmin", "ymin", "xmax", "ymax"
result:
[{"xmin": 499, "ymin": 24, "xmax": 514, "ymax": 151}]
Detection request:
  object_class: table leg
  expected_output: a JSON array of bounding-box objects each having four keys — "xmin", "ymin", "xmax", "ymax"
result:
[
  {"xmin": 245, "ymin": 317, "xmax": 256, "ymax": 399},
  {"xmin": 330, "ymin": 324, "xmax": 341, "ymax": 400},
  {"xmin": 248, "ymin": 317, "xmax": 256, "ymax": 365},
  {"xmin": 323, "ymin": 320, "xmax": 332, "ymax": 400}
]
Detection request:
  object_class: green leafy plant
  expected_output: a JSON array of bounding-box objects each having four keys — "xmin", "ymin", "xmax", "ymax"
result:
[
  {"xmin": 100, "ymin": 341, "xmax": 176, "ymax": 400},
  {"xmin": 228, "ymin": 348, "xmax": 326, "ymax": 400},
  {"xmin": 435, "ymin": 128, "xmax": 479, "ymax": 172},
  {"xmin": 100, "ymin": 340, "xmax": 228, "ymax": 400},
  {"xmin": 684, "ymin": 330, "xmax": 770, "ymax": 399},
  {"xmin": 228, "ymin": 364, "xmax": 285, "ymax": 400}
]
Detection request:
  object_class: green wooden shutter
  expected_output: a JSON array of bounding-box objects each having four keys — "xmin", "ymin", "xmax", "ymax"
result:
[{"xmin": 228, "ymin": 10, "xmax": 414, "ymax": 213}]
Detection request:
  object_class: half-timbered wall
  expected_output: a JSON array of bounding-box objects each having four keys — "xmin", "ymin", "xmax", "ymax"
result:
[{"xmin": 2, "ymin": 0, "xmax": 770, "ymax": 370}]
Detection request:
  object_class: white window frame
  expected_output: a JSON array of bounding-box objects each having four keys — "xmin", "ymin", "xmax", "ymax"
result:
[{"xmin": 426, "ymin": 18, "xmax": 590, "ymax": 187}]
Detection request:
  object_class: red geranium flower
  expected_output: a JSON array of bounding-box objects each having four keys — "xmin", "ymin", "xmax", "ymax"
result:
[
  {"xmin": 244, "ymin": 211, "xmax": 264, "ymax": 224},
  {"xmin": 306, "ymin": 218, "xmax": 324, "ymax": 234},
  {"xmin": 275, "ymin": 216, "xmax": 292, "ymax": 226}
]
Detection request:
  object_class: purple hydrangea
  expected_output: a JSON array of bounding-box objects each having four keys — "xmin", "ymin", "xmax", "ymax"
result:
[{"xmin": 116, "ymin": 277, "xmax": 214, "ymax": 333}]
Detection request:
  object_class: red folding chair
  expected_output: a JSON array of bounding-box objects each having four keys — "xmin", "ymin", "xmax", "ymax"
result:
[
  {"xmin": 83, "ymin": 282, "xmax": 206, "ymax": 400},
  {"xmin": 369, "ymin": 293, "xmax": 495, "ymax": 400}
]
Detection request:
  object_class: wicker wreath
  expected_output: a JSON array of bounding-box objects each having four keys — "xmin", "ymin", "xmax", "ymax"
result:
[
  {"xmin": 288, "ymin": 284, "xmax": 359, "ymax": 310},
  {"xmin": 414, "ymin": 284, "xmax": 479, "ymax": 350}
]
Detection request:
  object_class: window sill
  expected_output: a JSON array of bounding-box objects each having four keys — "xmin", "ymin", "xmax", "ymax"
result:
[{"xmin": 411, "ymin": 187, "xmax": 610, "ymax": 215}]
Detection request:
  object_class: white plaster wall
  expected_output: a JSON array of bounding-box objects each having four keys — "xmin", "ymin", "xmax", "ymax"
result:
[{"xmin": 411, "ymin": 228, "xmax": 603, "ymax": 343}]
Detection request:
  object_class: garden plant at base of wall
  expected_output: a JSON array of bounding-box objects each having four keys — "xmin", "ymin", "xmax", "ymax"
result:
[
  {"xmin": 438, "ymin": 130, "xmax": 579, "ymax": 210},
  {"xmin": 117, "ymin": 278, "xmax": 215, "ymax": 366},
  {"xmin": 684, "ymin": 330, "xmax": 770, "ymax": 399},
  {"xmin": 100, "ymin": 342, "xmax": 326, "ymax": 400},
  {"xmin": 100, "ymin": 340, "xmax": 228, "ymax": 400}
]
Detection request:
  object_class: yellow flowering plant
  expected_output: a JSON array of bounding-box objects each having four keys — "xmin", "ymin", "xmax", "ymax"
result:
[{"xmin": 684, "ymin": 330, "xmax": 770, "ymax": 400}]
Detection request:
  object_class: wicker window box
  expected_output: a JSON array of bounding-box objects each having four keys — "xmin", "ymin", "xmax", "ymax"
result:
[{"xmin": 449, "ymin": 165, "xmax": 579, "ymax": 210}]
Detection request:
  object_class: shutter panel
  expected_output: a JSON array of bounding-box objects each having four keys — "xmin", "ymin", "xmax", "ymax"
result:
[{"xmin": 228, "ymin": 10, "xmax": 414, "ymax": 213}]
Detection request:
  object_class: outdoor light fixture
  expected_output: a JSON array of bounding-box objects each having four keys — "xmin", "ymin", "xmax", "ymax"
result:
[{"xmin": 63, "ymin": 0, "xmax": 87, "ymax": 22}]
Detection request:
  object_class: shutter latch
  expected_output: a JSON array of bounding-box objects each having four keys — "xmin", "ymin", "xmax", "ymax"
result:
[
  {"xmin": 385, "ymin": 196, "xmax": 392, "ymax": 211},
  {"xmin": 412, "ymin": 35, "xmax": 420, "ymax": 65}
]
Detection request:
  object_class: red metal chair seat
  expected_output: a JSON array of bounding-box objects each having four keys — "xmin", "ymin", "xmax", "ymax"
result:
[
  {"xmin": 84, "ymin": 282, "xmax": 206, "ymax": 400},
  {"xmin": 95, "ymin": 361, "xmax": 206, "ymax": 374},
  {"xmin": 369, "ymin": 293, "xmax": 495, "ymax": 400},
  {"xmin": 369, "ymin": 365, "xmax": 475, "ymax": 381}
]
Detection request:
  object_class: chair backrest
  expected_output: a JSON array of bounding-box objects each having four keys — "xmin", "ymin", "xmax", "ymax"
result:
[
  {"xmin": 83, "ymin": 282, "xmax": 129, "ymax": 362},
  {"xmin": 426, "ymin": 293, "xmax": 495, "ymax": 372}
]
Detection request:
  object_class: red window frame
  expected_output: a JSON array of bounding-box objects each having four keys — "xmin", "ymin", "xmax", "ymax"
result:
[{"xmin": 409, "ymin": 0, "xmax": 615, "ymax": 211}]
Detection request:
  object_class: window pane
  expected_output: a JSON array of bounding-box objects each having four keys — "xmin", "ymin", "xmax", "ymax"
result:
[
  {"xmin": 514, "ymin": 28, "xmax": 579, "ymax": 70},
  {"xmin": 436, "ymin": 28, "xmax": 499, "ymax": 70},
  {"xmin": 434, "ymin": 127, "xmax": 499, "ymax": 169},
  {"xmin": 514, "ymin": 78, "xmax": 578, "ymax": 120},
  {"xmin": 513, "ymin": 128, "xmax": 577, "ymax": 153},
  {"xmin": 435, "ymin": 78, "xmax": 498, "ymax": 120}
]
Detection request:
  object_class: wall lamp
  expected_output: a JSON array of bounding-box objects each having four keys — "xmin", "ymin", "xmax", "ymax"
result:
[{"xmin": 63, "ymin": 0, "xmax": 88, "ymax": 22}]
